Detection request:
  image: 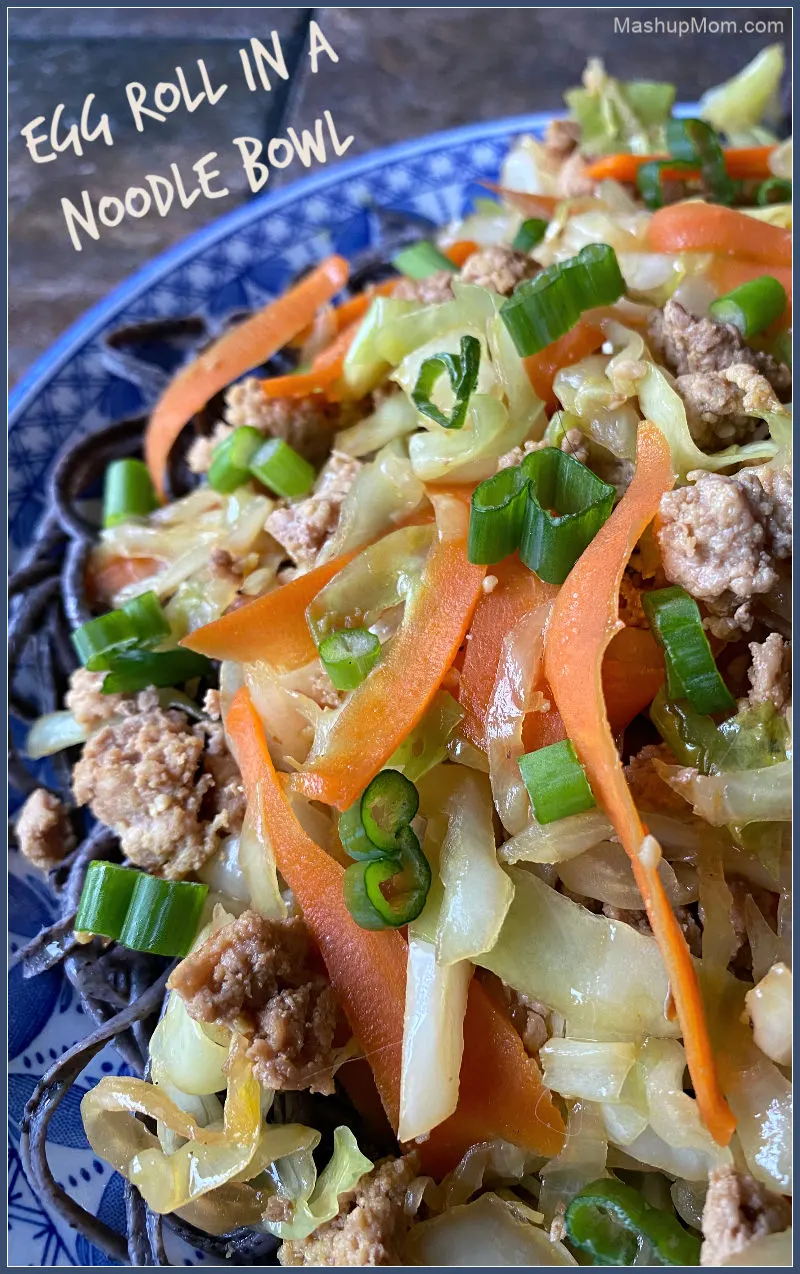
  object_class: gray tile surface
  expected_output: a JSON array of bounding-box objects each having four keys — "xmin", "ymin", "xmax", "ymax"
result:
[{"xmin": 9, "ymin": 6, "xmax": 791, "ymax": 385}]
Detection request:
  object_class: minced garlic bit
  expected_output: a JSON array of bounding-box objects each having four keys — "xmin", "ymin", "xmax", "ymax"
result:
[{"xmin": 482, "ymin": 574, "xmax": 499, "ymax": 594}]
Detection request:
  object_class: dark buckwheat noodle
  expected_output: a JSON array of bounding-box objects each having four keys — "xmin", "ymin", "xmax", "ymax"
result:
[{"xmin": 9, "ymin": 208, "xmax": 431, "ymax": 1264}]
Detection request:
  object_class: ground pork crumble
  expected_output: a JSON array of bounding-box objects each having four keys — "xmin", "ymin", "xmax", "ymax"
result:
[
  {"xmin": 700, "ymin": 1165, "xmax": 790, "ymax": 1266},
  {"xmin": 169, "ymin": 910, "xmax": 340, "ymax": 1094},
  {"xmin": 647, "ymin": 300, "xmax": 791, "ymax": 450},
  {"xmin": 276, "ymin": 1153, "xmax": 420, "ymax": 1266},
  {"xmin": 15, "ymin": 789, "xmax": 75, "ymax": 871},
  {"xmin": 70, "ymin": 678, "xmax": 244, "ymax": 879},
  {"xmin": 459, "ymin": 245, "xmax": 539, "ymax": 296},
  {"xmin": 265, "ymin": 450, "xmax": 362, "ymax": 573},
  {"xmin": 657, "ymin": 464, "xmax": 792, "ymax": 637},
  {"xmin": 747, "ymin": 633, "xmax": 791, "ymax": 710}
]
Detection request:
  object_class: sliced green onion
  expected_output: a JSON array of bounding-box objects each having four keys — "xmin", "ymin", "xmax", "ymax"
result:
[
  {"xmin": 411, "ymin": 334, "xmax": 481, "ymax": 431},
  {"xmin": 566, "ymin": 1178, "xmax": 701, "ymax": 1267},
  {"xmin": 642, "ymin": 586, "xmax": 736, "ymax": 716},
  {"xmin": 636, "ymin": 159, "xmax": 697, "ymax": 210},
  {"xmin": 120, "ymin": 873, "xmax": 208, "ymax": 957},
  {"xmin": 103, "ymin": 459, "xmax": 159, "ymax": 529},
  {"xmin": 665, "ymin": 117, "xmax": 737, "ymax": 206},
  {"xmin": 338, "ymin": 801, "xmax": 386, "ymax": 862},
  {"xmin": 467, "ymin": 465, "xmax": 527, "ymax": 565},
  {"xmin": 75, "ymin": 861, "xmax": 139, "ymax": 938},
  {"xmin": 121, "ymin": 591, "xmax": 171, "ymax": 645},
  {"xmin": 319, "ymin": 627, "xmax": 381, "ymax": 692},
  {"xmin": 101, "ymin": 648, "xmax": 212, "ymax": 695},
  {"xmin": 208, "ymin": 425, "xmax": 263, "ymax": 494},
  {"xmin": 72, "ymin": 610, "xmax": 138, "ymax": 670},
  {"xmin": 73, "ymin": 593, "xmax": 171, "ymax": 671},
  {"xmin": 512, "ymin": 217, "xmax": 548, "ymax": 253},
  {"xmin": 75, "ymin": 861, "xmax": 207, "ymax": 957},
  {"xmin": 249, "ymin": 438, "xmax": 315, "ymax": 500},
  {"xmin": 756, "ymin": 177, "xmax": 792, "ymax": 206},
  {"xmin": 708, "ymin": 275, "xmax": 788, "ymax": 339},
  {"xmin": 519, "ymin": 447, "xmax": 616, "ymax": 584},
  {"xmin": 518, "ymin": 739, "xmax": 595, "ymax": 824},
  {"xmin": 342, "ymin": 827, "xmax": 431, "ymax": 929},
  {"xmin": 500, "ymin": 244, "xmax": 625, "ymax": 357},
  {"xmin": 391, "ymin": 241, "xmax": 459, "ymax": 279},
  {"xmin": 360, "ymin": 770, "xmax": 420, "ymax": 851}
]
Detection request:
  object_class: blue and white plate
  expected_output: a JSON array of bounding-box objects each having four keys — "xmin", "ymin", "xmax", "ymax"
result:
[{"xmin": 8, "ymin": 113, "xmax": 557, "ymax": 1266}]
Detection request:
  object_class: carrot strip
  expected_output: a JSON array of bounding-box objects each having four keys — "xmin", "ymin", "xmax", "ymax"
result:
[
  {"xmin": 708, "ymin": 258, "xmax": 792, "ymax": 325},
  {"xmin": 585, "ymin": 145, "xmax": 776, "ymax": 184},
  {"xmin": 144, "ymin": 255, "xmax": 350, "ymax": 498},
  {"xmin": 288, "ymin": 496, "xmax": 486, "ymax": 810},
  {"xmin": 524, "ymin": 315, "xmax": 606, "ymax": 410},
  {"xmin": 442, "ymin": 239, "xmax": 479, "ymax": 267},
  {"xmin": 181, "ymin": 549, "xmax": 360, "ymax": 669},
  {"xmin": 603, "ymin": 625, "xmax": 666, "ymax": 733},
  {"xmin": 260, "ymin": 320, "xmax": 361, "ymax": 400},
  {"xmin": 86, "ymin": 554, "xmax": 162, "ymax": 609},
  {"xmin": 544, "ymin": 420, "xmax": 735, "ymax": 1147},
  {"xmin": 459, "ymin": 557, "xmax": 558, "ymax": 750},
  {"xmin": 648, "ymin": 202, "xmax": 791, "ymax": 267},
  {"xmin": 226, "ymin": 686, "xmax": 565, "ymax": 1171}
]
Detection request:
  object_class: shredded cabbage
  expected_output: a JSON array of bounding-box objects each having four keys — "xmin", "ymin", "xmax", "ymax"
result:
[
  {"xmin": 699, "ymin": 44, "xmax": 785, "ymax": 145},
  {"xmin": 320, "ymin": 442, "xmax": 426, "ymax": 562},
  {"xmin": 565, "ymin": 59, "xmax": 675, "ymax": 156},
  {"xmin": 25, "ymin": 710, "xmax": 88, "ymax": 759},
  {"xmin": 81, "ymin": 1036, "xmax": 311, "ymax": 1223},
  {"xmin": 769, "ymin": 136, "xmax": 792, "ymax": 180},
  {"xmin": 409, "ymin": 393, "xmax": 529, "ymax": 485},
  {"xmin": 434, "ymin": 768, "xmax": 514, "ymax": 965},
  {"xmin": 388, "ymin": 690, "xmax": 465, "ymax": 782},
  {"xmin": 309, "ymin": 523, "xmax": 433, "ymax": 643},
  {"xmin": 334, "ymin": 390, "xmax": 419, "ymax": 458},
  {"xmin": 556, "ymin": 841, "xmax": 698, "ymax": 911},
  {"xmin": 150, "ymin": 990, "xmax": 230, "ymax": 1097},
  {"xmin": 475, "ymin": 869, "xmax": 681, "ymax": 1040},
  {"xmin": 398, "ymin": 932, "xmax": 471, "ymax": 1144},
  {"xmin": 264, "ymin": 1125, "xmax": 373, "ymax": 1241},
  {"xmin": 637, "ymin": 364, "xmax": 779, "ymax": 481},
  {"xmin": 538, "ymin": 1100, "xmax": 608, "ymax": 1225},
  {"xmin": 657, "ymin": 759, "xmax": 792, "ymax": 826},
  {"xmin": 402, "ymin": 1192, "xmax": 577, "ymax": 1266},
  {"xmin": 539, "ymin": 1039, "xmax": 636, "ymax": 1103},
  {"xmin": 744, "ymin": 962, "xmax": 792, "ymax": 1067}
]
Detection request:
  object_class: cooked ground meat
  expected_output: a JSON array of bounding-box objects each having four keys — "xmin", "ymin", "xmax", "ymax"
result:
[
  {"xmin": 15, "ymin": 789, "xmax": 75, "ymax": 871},
  {"xmin": 72, "ymin": 698, "xmax": 242, "ymax": 878},
  {"xmin": 657, "ymin": 466, "xmax": 792, "ymax": 637},
  {"xmin": 543, "ymin": 118, "xmax": 581, "ymax": 162},
  {"xmin": 277, "ymin": 1153, "xmax": 420, "ymax": 1266},
  {"xmin": 225, "ymin": 378, "xmax": 343, "ymax": 464},
  {"xmin": 624, "ymin": 743, "xmax": 687, "ymax": 814},
  {"xmin": 497, "ymin": 428, "xmax": 588, "ymax": 471},
  {"xmin": 392, "ymin": 270, "xmax": 455, "ymax": 306},
  {"xmin": 65, "ymin": 668, "xmax": 130, "ymax": 730},
  {"xmin": 170, "ymin": 910, "xmax": 339, "ymax": 1093},
  {"xmin": 460, "ymin": 245, "xmax": 538, "ymax": 296},
  {"xmin": 618, "ymin": 569, "xmax": 649, "ymax": 629},
  {"xmin": 700, "ymin": 1165, "xmax": 790, "ymax": 1266},
  {"xmin": 556, "ymin": 150, "xmax": 595, "ymax": 198},
  {"xmin": 265, "ymin": 451, "xmax": 361, "ymax": 572},
  {"xmin": 209, "ymin": 547, "xmax": 244, "ymax": 583},
  {"xmin": 747, "ymin": 633, "xmax": 791, "ymax": 710},
  {"xmin": 648, "ymin": 300, "xmax": 791, "ymax": 392},
  {"xmin": 186, "ymin": 421, "xmax": 235, "ymax": 475}
]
